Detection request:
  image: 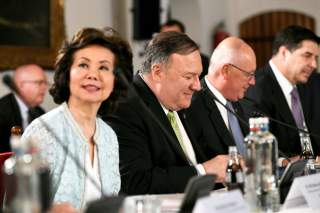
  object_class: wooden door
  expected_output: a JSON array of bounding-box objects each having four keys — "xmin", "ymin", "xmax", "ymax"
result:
[{"xmin": 239, "ymin": 11, "xmax": 315, "ymax": 67}]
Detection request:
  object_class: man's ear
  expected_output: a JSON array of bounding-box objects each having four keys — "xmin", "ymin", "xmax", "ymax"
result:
[
  {"xmin": 221, "ymin": 64, "xmax": 230, "ymax": 79},
  {"xmin": 279, "ymin": 46, "xmax": 290, "ymax": 62},
  {"xmin": 14, "ymin": 80, "xmax": 23, "ymax": 92},
  {"xmin": 150, "ymin": 63, "xmax": 163, "ymax": 82}
]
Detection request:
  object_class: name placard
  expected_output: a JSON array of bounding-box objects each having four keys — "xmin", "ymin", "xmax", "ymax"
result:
[
  {"xmin": 283, "ymin": 173, "xmax": 320, "ymax": 210},
  {"xmin": 193, "ymin": 190, "xmax": 249, "ymax": 213}
]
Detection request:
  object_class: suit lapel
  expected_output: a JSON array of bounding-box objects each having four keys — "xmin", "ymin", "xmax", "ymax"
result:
[
  {"xmin": 134, "ymin": 75, "xmax": 190, "ymax": 163},
  {"xmin": 297, "ymin": 85, "xmax": 312, "ymax": 130},
  {"xmin": 201, "ymin": 81, "xmax": 236, "ymax": 147},
  {"xmin": 9, "ymin": 94, "xmax": 23, "ymax": 126},
  {"xmin": 178, "ymin": 110, "xmax": 206, "ymax": 162},
  {"xmin": 266, "ymin": 66, "xmax": 297, "ymax": 126}
]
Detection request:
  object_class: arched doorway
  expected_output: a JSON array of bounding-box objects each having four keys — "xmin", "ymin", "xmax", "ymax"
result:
[{"xmin": 240, "ymin": 11, "xmax": 315, "ymax": 67}]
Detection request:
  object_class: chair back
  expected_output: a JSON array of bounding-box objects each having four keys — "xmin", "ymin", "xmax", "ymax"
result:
[{"xmin": 0, "ymin": 152, "xmax": 13, "ymax": 167}]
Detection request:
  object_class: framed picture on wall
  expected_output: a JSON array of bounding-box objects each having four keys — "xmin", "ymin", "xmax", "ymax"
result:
[{"xmin": 0, "ymin": 0, "xmax": 65, "ymax": 70}]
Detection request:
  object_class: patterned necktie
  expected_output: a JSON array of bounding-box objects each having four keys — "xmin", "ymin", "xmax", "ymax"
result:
[
  {"xmin": 226, "ymin": 101, "xmax": 246, "ymax": 156},
  {"xmin": 167, "ymin": 111, "xmax": 188, "ymax": 157},
  {"xmin": 291, "ymin": 87, "xmax": 304, "ymax": 129}
]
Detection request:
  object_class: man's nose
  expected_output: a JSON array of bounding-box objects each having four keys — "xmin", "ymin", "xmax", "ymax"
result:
[
  {"xmin": 310, "ymin": 57, "xmax": 318, "ymax": 69},
  {"xmin": 192, "ymin": 77, "xmax": 201, "ymax": 91},
  {"xmin": 249, "ymin": 75, "xmax": 255, "ymax": 86}
]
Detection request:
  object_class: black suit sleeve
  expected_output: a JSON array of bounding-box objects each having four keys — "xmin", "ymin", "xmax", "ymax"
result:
[{"xmin": 0, "ymin": 94, "xmax": 22, "ymax": 152}]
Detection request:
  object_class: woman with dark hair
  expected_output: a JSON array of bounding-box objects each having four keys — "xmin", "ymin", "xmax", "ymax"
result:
[{"xmin": 21, "ymin": 27, "xmax": 132, "ymax": 212}]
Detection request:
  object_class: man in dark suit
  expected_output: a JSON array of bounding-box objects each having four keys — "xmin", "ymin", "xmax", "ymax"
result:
[
  {"xmin": 0, "ymin": 64, "xmax": 47, "ymax": 152},
  {"xmin": 160, "ymin": 19, "xmax": 210, "ymax": 79},
  {"xmin": 303, "ymin": 72, "xmax": 320, "ymax": 144},
  {"xmin": 187, "ymin": 37, "xmax": 256, "ymax": 159},
  {"xmin": 105, "ymin": 32, "xmax": 228, "ymax": 195},
  {"xmin": 245, "ymin": 25, "xmax": 320, "ymax": 165}
]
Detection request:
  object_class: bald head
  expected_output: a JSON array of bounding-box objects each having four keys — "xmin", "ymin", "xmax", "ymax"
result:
[
  {"xmin": 13, "ymin": 64, "xmax": 47, "ymax": 107},
  {"xmin": 208, "ymin": 37, "xmax": 256, "ymax": 75},
  {"xmin": 14, "ymin": 64, "xmax": 44, "ymax": 83},
  {"xmin": 207, "ymin": 37, "xmax": 257, "ymax": 101}
]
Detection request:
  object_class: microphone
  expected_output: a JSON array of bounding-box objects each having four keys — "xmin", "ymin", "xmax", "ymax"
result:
[
  {"xmin": 242, "ymin": 96, "xmax": 320, "ymax": 140},
  {"xmin": 2, "ymin": 74, "xmax": 18, "ymax": 93},
  {"xmin": 203, "ymin": 88, "xmax": 291, "ymax": 161},
  {"xmin": 202, "ymin": 87, "xmax": 250, "ymax": 131}
]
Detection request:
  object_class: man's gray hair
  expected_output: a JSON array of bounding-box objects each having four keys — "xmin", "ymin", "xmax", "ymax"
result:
[{"xmin": 141, "ymin": 32, "xmax": 199, "ymax": 74}]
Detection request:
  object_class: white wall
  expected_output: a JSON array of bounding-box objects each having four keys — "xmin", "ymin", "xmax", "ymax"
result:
[
  {"xmin": 64, "ymin": 0, "xmax": 113, "ymax": 40},
  {"xmin": 1, "ymin": 0, "xmax": 320, "ymax": 111},
  {"xmin": 169, "ymin": 0, "xmax": 320, "ymax": 56}
]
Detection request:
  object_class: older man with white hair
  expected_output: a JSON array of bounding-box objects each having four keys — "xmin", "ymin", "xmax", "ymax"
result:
[
  {"xmin": 0, "ymin": 64, "xmax": 47, "ymax": 152},
  {"xmin": 186, "ymin": 36, "xmax": 257, "ymax": 158}
]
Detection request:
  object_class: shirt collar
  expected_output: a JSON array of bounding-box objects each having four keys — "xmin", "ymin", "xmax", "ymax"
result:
[
  {"xmin": 269, "ymin": 60, "xmax": 295, "ymax": 96},
  {"xmin": 205, "ymin": 76, "xmax": 227, "ymax": 105},
  {"xmin": 14, "ymin": 93, "xmax": 29, "ymax": 114},
  {"xmin": 161, "ymin": 104, "xmax": 170, "ymax": 115}
]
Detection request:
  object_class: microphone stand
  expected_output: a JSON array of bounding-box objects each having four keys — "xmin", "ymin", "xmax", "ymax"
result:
[
  {"xmin": 203, "ymin": 88, "xmax": 249, "ymax": 128},
  {"xmin": 203, "ymin": 88, "xmax": 291, "ymax": 161}
]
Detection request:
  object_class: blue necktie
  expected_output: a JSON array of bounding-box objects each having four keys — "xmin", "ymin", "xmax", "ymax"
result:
[{"xmin": 226, "ymin": 101, "xmax": 246, "ymax": 156}]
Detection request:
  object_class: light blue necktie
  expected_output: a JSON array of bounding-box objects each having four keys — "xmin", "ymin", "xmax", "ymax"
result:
[{"xmin": 226, "ymin": 101, "xmax": 246, "ymax": 156}]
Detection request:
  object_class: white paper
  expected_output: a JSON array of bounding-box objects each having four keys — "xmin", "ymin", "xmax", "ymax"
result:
[
  {"xmin": 193, "ymin": 190, "xmax": 249, "ymax": 213},
  {"xmin": 283, "ymin": 173, "xmax": 320, "ymax": 210}
]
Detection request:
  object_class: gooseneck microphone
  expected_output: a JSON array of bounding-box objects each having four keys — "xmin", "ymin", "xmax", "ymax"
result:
[
  {"xmin": 3, "ymin": 74, "xmax": 18, "ymax": 93},
  {"xmin": 203, "ymin": 88, "xmax": 291, "ymax": 160},
  {"xmin": 242, "ymin": 96, "xmax": 320, "ymax": 140},
  {"xmin": 206, "ymin": 90, "xmax": 249, "ymax": 129}
]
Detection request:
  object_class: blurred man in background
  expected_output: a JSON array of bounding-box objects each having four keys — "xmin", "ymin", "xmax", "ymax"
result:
[{"xmin": 0, "ymin": 64, "xmax": 47, "ymax": 152}]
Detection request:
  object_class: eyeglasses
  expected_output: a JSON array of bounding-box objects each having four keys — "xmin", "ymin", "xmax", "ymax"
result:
[
  {"xmin": 228, "ymin": 63, "xmax": 255, "ymax": 79},
  {"xmin": 22, "ymin": 80, "xmax": 49, "ymax": 86}
]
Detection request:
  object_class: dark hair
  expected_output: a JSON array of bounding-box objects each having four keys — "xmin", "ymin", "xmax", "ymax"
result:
[
  {"xmin": 272, "ymin": 25, "xmax": 320, "ymax": 55},
  {"xmin": 161, "ymin": 19, "xmax": 186, "ymax": 33},
  {"xmin": 141, "ymin": 31, "xmax": 199, "ymax": 74},
  {"xmin": 49, "ymin": 27, "xmax": 133, "ymax": 113}
]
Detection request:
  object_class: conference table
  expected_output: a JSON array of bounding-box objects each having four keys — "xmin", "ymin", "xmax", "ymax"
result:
[{"xmin": 123, "ymin": 190, "xmax": 318, "ymax": 213}]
